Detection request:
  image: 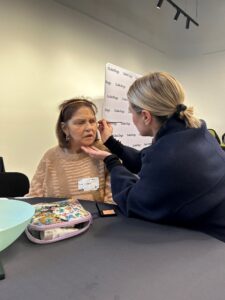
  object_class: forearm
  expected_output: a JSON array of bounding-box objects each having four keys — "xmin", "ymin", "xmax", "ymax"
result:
[
  {"xmin": 26, "ymin": 177, "xmax": 44, "ymax": 197},
  {"xmin": 103, "ymin": 162, "xmax": 139, "ymax": 217},
  {"xmin": 104, "ymin": 136, "xmax": 142, "ymax": 173},
  {"xmin": 104, "ymin": 154, "xmax": 122, "ymax": 172}
]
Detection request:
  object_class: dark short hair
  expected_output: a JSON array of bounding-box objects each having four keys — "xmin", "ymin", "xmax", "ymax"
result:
[{"xmin": 56, "ymin": 98, "xmax": 98, "ymax": 148}]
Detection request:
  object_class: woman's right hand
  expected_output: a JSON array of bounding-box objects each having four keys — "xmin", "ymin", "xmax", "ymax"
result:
[{"xmin": 98, "ymin": 119, "xmax": 113, "ymax": 143}]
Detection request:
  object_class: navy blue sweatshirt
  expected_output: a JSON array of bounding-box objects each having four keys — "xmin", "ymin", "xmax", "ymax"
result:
[{"xmin": 104, "ymin": 116, "xmax": 225, "ymax": 241}]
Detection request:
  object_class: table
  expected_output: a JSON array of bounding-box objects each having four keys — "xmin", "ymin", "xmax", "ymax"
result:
[{"xmin": 1, "ymin": 200, "xmax": 225, "ymax": 300}]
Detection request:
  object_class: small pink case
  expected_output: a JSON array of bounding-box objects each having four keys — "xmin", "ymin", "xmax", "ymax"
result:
[{"xmin": 25, "ymin": 199, "xmax": 92, "ymax": 244}]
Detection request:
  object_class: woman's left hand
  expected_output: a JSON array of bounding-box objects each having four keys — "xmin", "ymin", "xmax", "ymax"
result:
[{"xmin": 81, "ymin": 146, "xmax": 111, "ymax": 160}]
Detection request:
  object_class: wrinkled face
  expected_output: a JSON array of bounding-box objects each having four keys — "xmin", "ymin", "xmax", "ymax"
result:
[{"xmin": 62, "ymin": 106, "xmax": 97, "ymax": 149}]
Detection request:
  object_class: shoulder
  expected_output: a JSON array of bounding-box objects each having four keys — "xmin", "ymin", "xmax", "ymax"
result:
[
  {"xmin": 147, "ymin": 122, "xmax": 209, "ymax": 164},
  {"xmin": 41, "ymin": 145, "xmax": 62, "ymax": 160}
]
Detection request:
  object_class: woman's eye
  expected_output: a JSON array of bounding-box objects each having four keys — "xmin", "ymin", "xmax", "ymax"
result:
[
  {"xmin": 71, "ymin": 119, "xmax": 97, "ymax": 126},
  {"xmin": 74, "ymin": 121, "xmax": 85, "ymax": 125}
]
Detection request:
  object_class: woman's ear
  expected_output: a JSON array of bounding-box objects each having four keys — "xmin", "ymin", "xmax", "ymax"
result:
[
  {"xmin": 141, "ymin": 110, "xmax": 152, "ymax": 125},
  {"xmin": 61, "ymin": 122, "xmax": 68, "ymax": 135}
]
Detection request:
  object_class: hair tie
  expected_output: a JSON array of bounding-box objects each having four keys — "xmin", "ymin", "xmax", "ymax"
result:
[{"xmin": 176, "ymin": 104, "xmax": 187, "ymax": 114}]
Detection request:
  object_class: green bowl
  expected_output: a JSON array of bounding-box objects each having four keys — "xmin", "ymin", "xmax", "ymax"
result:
[{"xmin": 0, "ymin": 199, "xmax": 35, "ymax": 251}]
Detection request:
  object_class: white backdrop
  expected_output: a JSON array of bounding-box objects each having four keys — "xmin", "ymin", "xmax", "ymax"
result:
[{"xmin": 103, "ymin": 63, "xmax": 152, "ymax": 150}]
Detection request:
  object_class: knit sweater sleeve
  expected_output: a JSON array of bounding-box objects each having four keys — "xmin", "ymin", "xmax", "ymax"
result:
[
  {"xmin": 26, "ymin": 154, "xmax": 47, "ymax": 197},
  {"xmin": 103, "ymin": 170, "xmax": 115, "ymax": 204}
]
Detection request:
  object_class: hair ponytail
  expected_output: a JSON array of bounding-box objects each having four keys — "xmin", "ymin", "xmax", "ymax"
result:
[{"xmin": 179, "ymin": 106, "xmax": 201, "ymax": 128}]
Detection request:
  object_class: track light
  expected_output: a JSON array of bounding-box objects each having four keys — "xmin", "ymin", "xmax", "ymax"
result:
[
  {"xmin": 157, "ymin": 0, "xmax": 164, "ymax": 9},
  {"xmin": 156, "ymin": 0, "xmax": 199, "ymax": 29},
  {"xmin": 173, "ymin": 9, "xmax": 180, "ymax": 21},
  {"xmin": 186, "ymin": 17, "xmax": 190, "ymax": 29}
]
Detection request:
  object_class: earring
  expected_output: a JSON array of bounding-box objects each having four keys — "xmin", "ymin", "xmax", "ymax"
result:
[{"xmin": 66, "ymin": 135, "xmax": 70, "ymax": 142}]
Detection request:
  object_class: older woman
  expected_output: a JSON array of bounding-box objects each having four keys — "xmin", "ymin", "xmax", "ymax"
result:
[
  {"xmin": 27, "ymin": 98, "xmax": 113, "ymax": 203},
  {"xmin": 82, "ymin": 72, "xmax": 225, "ymax": 242}
]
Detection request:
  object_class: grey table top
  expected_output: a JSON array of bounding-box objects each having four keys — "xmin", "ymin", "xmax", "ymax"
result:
[{"xmin": 1, "ymin": 200, "xmax": 225, "ymax": 300}]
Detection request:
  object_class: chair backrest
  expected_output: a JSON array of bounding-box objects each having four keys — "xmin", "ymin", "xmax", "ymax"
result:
[
  {"xmin": 222, "ymin": 133, "xmax": 225, "ymax": 144},
  {"xmin": 0, "ymin": 172, "xmax": 29, "ymax": 197},
  {"xmin": 208, "ymin": 129, "xmax": 221, "ymax": 144},
  {"xmin": 0, "ymin": 157, "xmax": 5, "ymax": 172}
]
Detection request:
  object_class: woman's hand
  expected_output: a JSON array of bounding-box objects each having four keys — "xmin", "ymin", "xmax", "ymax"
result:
[
  {"xmin": 81, "ymin": 146, "xmax": 111, "ymax": 160},
  {"xmin": 98, "ymin": 119, "xmax": 113, "ymax": 143}
]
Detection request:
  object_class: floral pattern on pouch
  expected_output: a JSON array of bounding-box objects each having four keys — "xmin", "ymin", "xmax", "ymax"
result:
[{"xmin": 31, "ymin": 199, "xmax": 90, "ymax": 226}]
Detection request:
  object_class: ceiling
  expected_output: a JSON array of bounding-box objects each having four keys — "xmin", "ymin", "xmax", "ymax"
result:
[{"xmin": 54, "ymin": 0, "xmax": 225, "ymax": 57}]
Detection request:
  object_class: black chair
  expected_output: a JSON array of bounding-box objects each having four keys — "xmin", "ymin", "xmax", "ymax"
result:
[
  {"xmin": 0, "ymin": 161, "xmax": 30, "ymax": 280},
  {"xmin": 222, "ymin": 133, "xmax": 225, "ymax": 144},
  {"xmin": 208, "ymin": 128, "xmax": 225, "ymax": 151},
  {"xmin": 0, "ymin": 157, "xmax": 5, "ymax": 172},
  {"xmin": 208, "ymin": 128, "xmax": 221, "ymax": 144},
  {"xmin": 0, "ymin": 172, "xmax": 29, "ymax": 197}
]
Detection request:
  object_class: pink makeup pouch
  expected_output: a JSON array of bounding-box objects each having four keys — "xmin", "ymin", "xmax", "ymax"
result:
[{"xmin": 25, "ymin": 199, "xmax": 92, "ymax": 244}]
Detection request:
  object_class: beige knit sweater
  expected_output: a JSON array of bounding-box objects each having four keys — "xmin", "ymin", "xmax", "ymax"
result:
[{"xmin": 27, "ymin": 141, "xmax": 113, "ymax": 203}]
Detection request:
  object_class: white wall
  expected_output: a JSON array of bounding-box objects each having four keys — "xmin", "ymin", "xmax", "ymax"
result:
[
  {"xmin": 0, "ymin": 0, "xmax": 172, "ymax": 179},
  {"xmin": 171, "ymin": 52, "xmax": 225, "ymax": 138}
]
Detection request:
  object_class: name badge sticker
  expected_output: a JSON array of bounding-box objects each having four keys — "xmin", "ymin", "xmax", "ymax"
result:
[{"xmin": 78, "ymin": 177, "xmax": 99, "ymax": 191}]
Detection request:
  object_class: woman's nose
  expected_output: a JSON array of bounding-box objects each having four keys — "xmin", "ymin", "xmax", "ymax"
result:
[{"xmin": 85, "ymin": 121, "xmax": 96, "ymax": 130}]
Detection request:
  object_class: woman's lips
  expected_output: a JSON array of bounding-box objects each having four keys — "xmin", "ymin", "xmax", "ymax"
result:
[{"xmin": 83, "ymin": 134, "xmax": 94, "ymax": 138}]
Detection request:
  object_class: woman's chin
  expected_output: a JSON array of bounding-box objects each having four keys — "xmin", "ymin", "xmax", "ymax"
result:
[{"xmin": 82, "ymin": 139, "xmax": 95, "ymax": 147}]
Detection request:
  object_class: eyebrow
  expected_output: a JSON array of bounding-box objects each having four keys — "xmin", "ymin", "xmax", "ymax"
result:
[{"xmin": 71, "ymin": 117, "xmax": 96, "ymax": 121}]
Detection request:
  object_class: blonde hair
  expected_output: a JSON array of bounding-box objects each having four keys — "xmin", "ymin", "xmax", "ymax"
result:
[{"xmin": 127, "ymin": 72, "xmax": 201, "ymax": 128}]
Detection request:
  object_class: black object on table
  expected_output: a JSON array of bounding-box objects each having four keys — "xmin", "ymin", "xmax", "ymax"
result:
[{"xmin": 0, "ymin": 261, "xmax": 5, "ymax": 280}]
